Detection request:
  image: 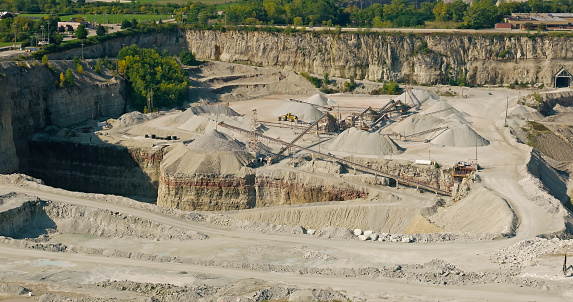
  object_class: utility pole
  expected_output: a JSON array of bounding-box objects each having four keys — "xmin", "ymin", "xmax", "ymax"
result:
[
  {"xmin": 81, "ymin": 40, "xmax": 84, "ymax": 60},
  {"xmin": 504, "ymin": 96, "xmax": 509, "ymax": 127},
  {"xmin": 13, "ymin": 24, "xmax": 16, "ymax": 47}
]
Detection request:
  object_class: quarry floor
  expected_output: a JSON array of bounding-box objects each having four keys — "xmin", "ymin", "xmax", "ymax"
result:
[{"xmin": 2, "ymin": 78, "xmax": 573, "ymax": 300}]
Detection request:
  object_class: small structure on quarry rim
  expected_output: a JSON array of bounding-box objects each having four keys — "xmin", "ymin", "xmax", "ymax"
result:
[
  {"xmin": 451, "ymin": 162, "xmax": 477, "ymax": 182},
  {"xmin": 554, "ymin": 68, "xmax": 572, "ymax": 88}
]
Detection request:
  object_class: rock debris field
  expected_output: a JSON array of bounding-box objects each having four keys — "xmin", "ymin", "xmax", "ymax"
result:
[{"xmin": 2, "ymin": 62, "xmax": 573, "ymax": 301}]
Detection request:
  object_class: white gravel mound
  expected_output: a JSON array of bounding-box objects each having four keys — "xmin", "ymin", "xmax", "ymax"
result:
[
  {"xmin": 273, "ymin": 102, "xmax": 323, "ymax": 122},
  {"xmin": 174, "ymin": 104, "xmax": 239, "ymax": 124},
  {"xmin": 304, "ymin": 93, "xmax": 337, "ymax": 106},
  {"xmin": 316, "ymin": 226, "xmax": 354, "ymax": 240},
  {"xmin": 392, "ymin": 114, "xmax": 444, "ymax": 136},
  {"xmin": 162, "ymin": 143, "xmax": 250, "ymax": 176},
  {"xmin": 505, "ymin": 104, "xmax": 544, "ymax": 120},
  {"xmin": 396, "ymin": 89, "xmax": 441, "ymax": 107},
  {"xmin": 115, "ymin": 111, "xmax": 150, "ymax": 128},
  {"xmin": 178, "ymin": 115, "xmax": 218, "ymax": 133},
  {"xmin": 430, "ymin": 124, "xmax": 489, "ymax": 147},
  {"xmin": 187, "ymin": 129, "xmax": 246, "ymax": 152},
  {"xmin": 329, "ymin": 128, "xmax": 403, "ymax": 155}
]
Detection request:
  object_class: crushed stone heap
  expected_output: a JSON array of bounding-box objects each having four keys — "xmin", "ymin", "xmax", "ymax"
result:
[
  {"xmin": 273, "ymin": 102, "xmax": 324, "ymax": 122},
  {"xmin": 395, "ymin": 89, "xmax": 441, "ymax": 107},
  {"xmin": 304, "ymin": 93, "xmax": 337, "ymax": 106},
  {"xmin": 115, "ymin": 111, "xmax": 151, "ymax": 128},
  {"xmin": 431, "ymin": 124, "xmax": 489, "ymax": 147},
  {"xmin": 328, "ymin": 128, "xmax": 404, "ymax": 155},
  {"xmin": 161, "ymin": 130, "xmax": 250, "ymax": 176},
  {"xmin": 174, "ymin": 104, "xmax": 240, "ymax": 124},
  {"xmin": 187, "ymin": 129, "xmax": 246, "ymax": 152},
  {"xmin": 392, "ymin": 99, "xmax": 489, "ymax": 147}
]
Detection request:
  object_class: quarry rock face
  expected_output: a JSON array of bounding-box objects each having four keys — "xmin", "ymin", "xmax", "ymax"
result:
[
  {"xmin": 186, "ymin": 30, "xmax": 573, "ymax": 86},
  {"xmin": 0, "ymin": 62, "xmax": 125, "ymax": 174},
  {"xmin": 28, "ymin": 140, "xmax": 163, "ymax": 199}
]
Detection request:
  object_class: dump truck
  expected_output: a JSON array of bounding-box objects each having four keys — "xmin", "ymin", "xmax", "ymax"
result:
[{"xmin": 278, "ymin": 113, "xmax": 298, "ymax": 122}]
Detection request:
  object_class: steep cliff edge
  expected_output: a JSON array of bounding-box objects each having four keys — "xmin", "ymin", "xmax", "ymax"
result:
[
  {"xmin": 186, "ymin": 30, "xmax": 573, "ymax": 86},
  {"xmin": 0, "ymin": 61, "xmax": 125, "ymax": 174}
]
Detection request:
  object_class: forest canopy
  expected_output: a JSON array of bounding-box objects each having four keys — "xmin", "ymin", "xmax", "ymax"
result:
[{"xmin": 118, "ymin": 45, "xmax": 188, "ymax": 112}]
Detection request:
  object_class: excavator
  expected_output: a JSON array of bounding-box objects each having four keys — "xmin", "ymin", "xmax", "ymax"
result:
[{"xmin": 278, "ymin": 113, "xmax": 298, "ymax": 122}]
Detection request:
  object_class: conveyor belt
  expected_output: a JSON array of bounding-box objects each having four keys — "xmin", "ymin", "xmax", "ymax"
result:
[{"xmin": 218, "ymin": 122, "xmax": 451, "ymax": 196}]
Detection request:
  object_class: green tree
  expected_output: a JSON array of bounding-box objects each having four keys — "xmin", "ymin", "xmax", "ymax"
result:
[
  {"xmin": 118, "ymin": 45, "xmax": 188, "ymax": 111},
  {"xmin": 293, "ymin": 16, "xmax": 303, "ymax": 27},
  {"xmin": 64, "ymin": 68, "xmax": 74, "ymax": 87},
  {"xmin": 96, "ymin": 25, "xmax": 106, "ymax": 36},
  {"xmin": 179, "ymin": 51, "xmax": 199, "ymax": 66},
  {"xmin": 75, "ymin": 24, "xmax": 88, "ymax": 39},
  {"xmin": 463, "ymin": 0, "xmax": 498, "ymax": 29},
  {"xmin": 41, "ymin": 55, "xmax": 49, "ymax": 65},
  {"xmin": 121, "ymin": 19, "xmax": 131, "ymax": 29}
]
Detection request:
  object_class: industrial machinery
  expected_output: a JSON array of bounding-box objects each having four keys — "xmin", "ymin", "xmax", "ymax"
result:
[{"xmin": 278, "ymin": 113, "xmax": 298, "ymax": 122}]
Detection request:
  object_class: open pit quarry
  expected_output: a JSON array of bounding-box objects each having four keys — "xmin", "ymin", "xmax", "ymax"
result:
[{"xmin": 2, "ymin": 31, "xmax": 573, "ymax": 301}]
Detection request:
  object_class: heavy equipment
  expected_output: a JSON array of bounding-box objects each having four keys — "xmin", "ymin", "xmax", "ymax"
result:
[{"xmin": 278, "ymin": 113, "xmax": 298, "ymax": 122}]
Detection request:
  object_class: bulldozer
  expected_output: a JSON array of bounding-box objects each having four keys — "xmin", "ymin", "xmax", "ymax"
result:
[{"xmin": 278, "ymin": 113, "xmax": 298, "ymax": 122}]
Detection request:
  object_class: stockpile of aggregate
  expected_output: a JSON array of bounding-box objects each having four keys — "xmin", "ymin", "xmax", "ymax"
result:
[
  {"xmin": 304, "ymin": 93, "xmax": 337, "ymax": 106},
  {"xmin": 187, "ymin": 129, "xmax": 246, "ymax": 152},
  {"xmin": 174, "ymin": 104, "xmax": 239, "ymax": 124},
  {"xmin": 272, "ymin": 102, "xmax": 323, "ymax": 122},
  {"xmin": 430, "ymin": 124, "xmax": 490, "ymax": 147},
  {"xmin": 328, "ymin": 128, "xmax": 404, "ymax": 155},
  {"xmin": 506, "ymin": 104, "xmax": 544, "ymax": 120},
  {"xmin": 161, "ymin": 130, "xmax": 250, "ymax": 176},
  {"xmin": 395, "ymin": 89, "xmax": 441, "ymax": 107},
  {"xmin": 115, "ymin": 111, "xmax": 150, "ymax": 128},
  {"xmin": 392, "ymin": 99, "xmax": 489, "ymax": 147}
]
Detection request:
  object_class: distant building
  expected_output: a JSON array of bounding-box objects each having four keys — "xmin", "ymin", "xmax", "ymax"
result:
[
  {"xmin": 503, "ymin": 13, "xmax": 573, "ymax": 30},
  {"xmin": 0, "ymin": 12, "xmax": 14, "ymax": 19},
  {"xmin": 495, "ymin": 23, "xmax": 512, "ymax": 30},
  {"xmin": 57, "ymin": 21, "xmax": 82, "ymax": 31}
]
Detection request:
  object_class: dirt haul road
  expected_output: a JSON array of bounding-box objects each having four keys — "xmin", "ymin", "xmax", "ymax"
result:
[{"xmin": 1, "ymin": 88, "xmax": 572, "ymax": 301}]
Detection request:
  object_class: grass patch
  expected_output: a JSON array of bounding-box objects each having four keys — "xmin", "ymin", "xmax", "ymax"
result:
[
  {"xmin": 527, "ymin": 121, "xmax": 550, "ymax": 132},
  {"xmin": 59, "ymin": 14, "xmax": 172, "ymax": 24},
  {"xmin": 425, "ymin": 21, "xmax": 463, "ymax": 29},
  {"xmin": 0, "ymin": 42, "xmax": 22, "ymax": 47}
]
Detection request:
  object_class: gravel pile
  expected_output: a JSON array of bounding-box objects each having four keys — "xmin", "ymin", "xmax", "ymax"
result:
[
  {"xmin": 506, "ymin": 104, "xmax": 544, "ymax": 120},
  {"xmin": 328, "ymin": 128, "xmax": 404, "ymax": 155},
  {"xmin": 115, "ymin": 111, "xmax": 150, "ymax": 128},
  {"xmin": 491, "ymin": 237, "xmax": 573, "ymax": 267},
  {"xmin": 174, "ymin": 104, "xmax": 239, "ymax": 123},
  {"xmin": 431, "ymin": 124, "xmax": 490, "ymax": 147},
  {"xmin": 187, "ymin": 129, "xmax": 246, "ymax": 152},
  {"xmin": 272, "ymin": 102, "xmax": 323, "ymax": 122},
  {"xmin": 304, "ymin": 93, "xmax": 337, "ymax": 106},
  {"xmin": 395, "ymin": 89, "xmax": 441, "ymax": 107},
  {"xmin": 392, "ymin": 99, "xmax": 489, "ymax": 147},
  {"xmin": 316, "ymin": 226, "xmax": 354, "ymax": 240}
]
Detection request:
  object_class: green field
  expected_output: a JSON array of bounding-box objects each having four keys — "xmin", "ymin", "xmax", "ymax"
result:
[
  {"xmin": 425, "ymin": 21, "xmax": 463, "ymax": 29},
  {"xmin": 0, "ymin": 41, "xmax": 21, "ymax": 47},
  {"xmin": 18, "ymin": 13, "xmax": 173, "ymax": 24},
  {"xmin": 61, "ymin": 14, "xmax": 173, "ymax": 24},
  {"xmin": 137, "ymin": 0, "xmax": 238, "ymax": 5}
]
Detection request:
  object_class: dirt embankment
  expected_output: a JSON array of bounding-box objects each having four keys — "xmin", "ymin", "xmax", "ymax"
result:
[{"xmin": 0, "ymin": 193, "xmax": 206, "ymax": 241}]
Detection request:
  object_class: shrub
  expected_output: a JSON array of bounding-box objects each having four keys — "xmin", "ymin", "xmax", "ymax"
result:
[
  {"xmin": 300, "ymin": 72, "xmax": 323, "ymax": 88},
  {"xmin": 179, "ymin": 51, "xmax": 200, "ymax": 66}
]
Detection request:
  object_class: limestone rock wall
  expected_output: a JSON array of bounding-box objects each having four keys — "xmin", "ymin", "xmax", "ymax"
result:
[
  {"xmin": 186, "ymin": 30, "xmax": 573, "ymax": 86},
  {"xmin": 158, "ymin": 174, "xmax": 256, "ymax": 211},
  {"xmin": 0, "ymin": 61, "xmax": 125, "ymax": 174},
  {"xmin": 345, "ymin": 157, "xmax": 452, "ymax": 191},
  {"xmin": 157, "ymin": 167, "xmax": 369, "ymax": 211},
  {"xmin": 27, "ymin": 140, "xmax": 163, "ymax": 199},
  {"xmin": 47, "ymin": 31, "xmax": 186, "ymax": 60}
]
